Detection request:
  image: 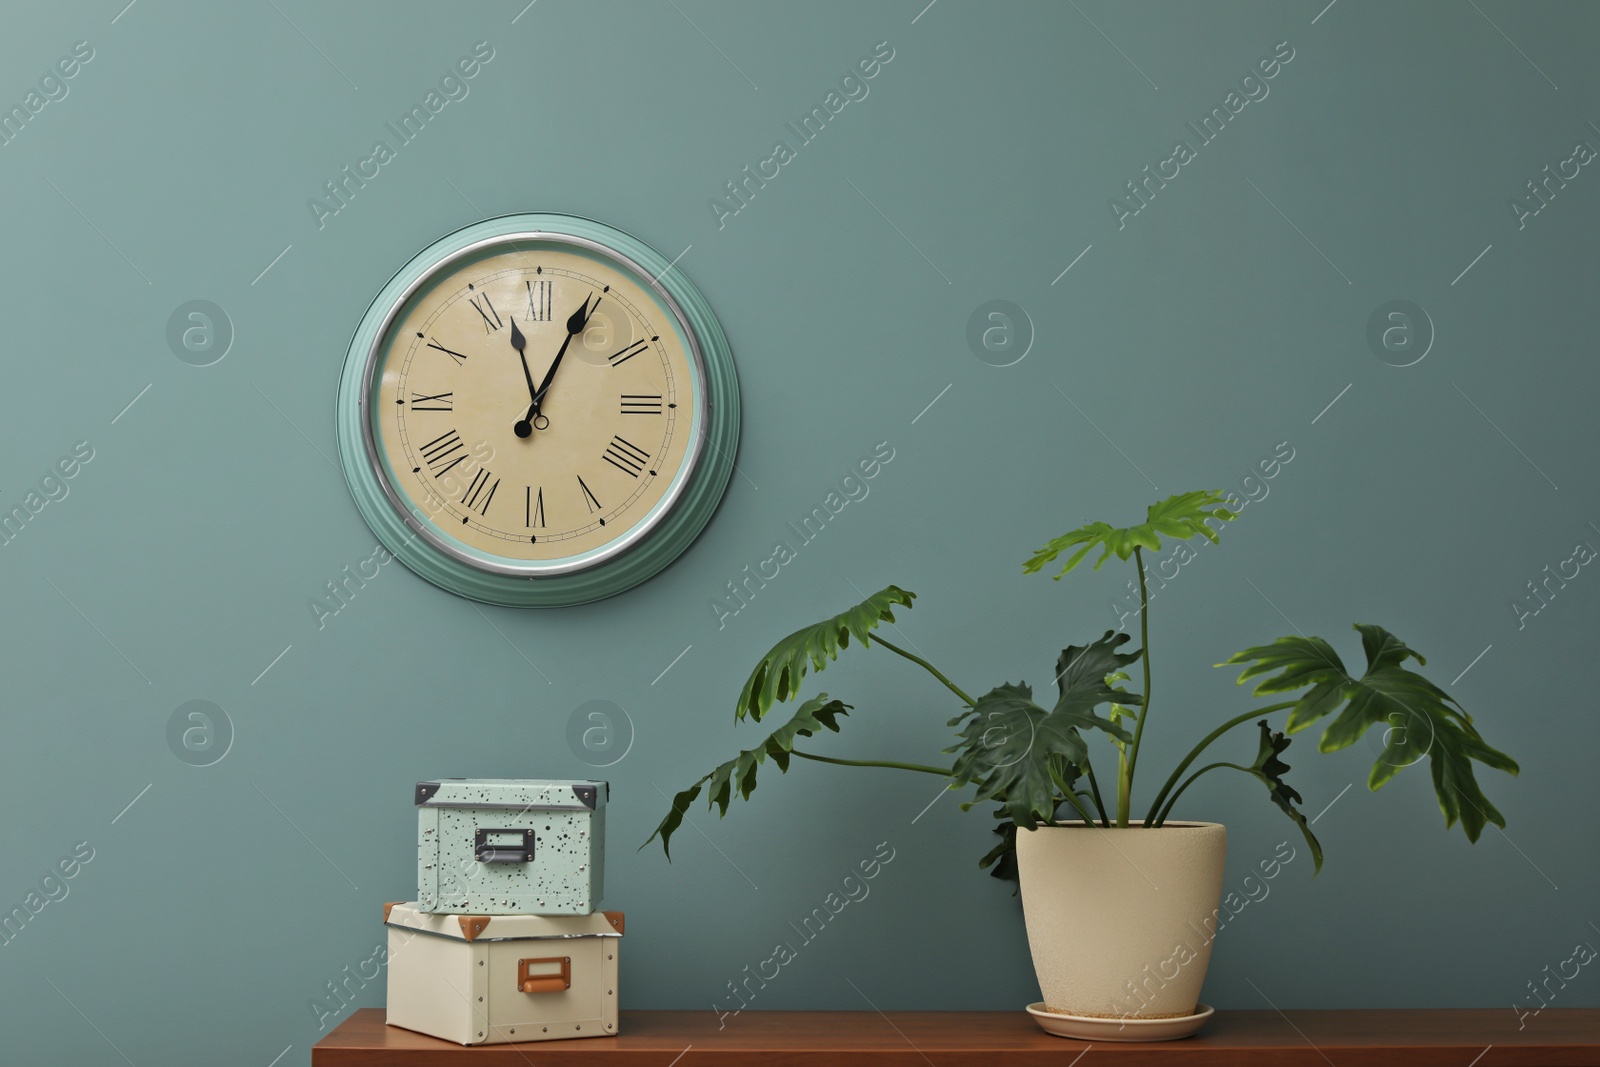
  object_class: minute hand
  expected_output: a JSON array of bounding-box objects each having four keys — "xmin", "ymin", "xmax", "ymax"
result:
[
  {"xmin": 535, "ymin": 294, "xmax": 600, "ymax": 404},
  {"xmin": 525, "ymin": 295, "xmax": 598, "ymax": 425}
]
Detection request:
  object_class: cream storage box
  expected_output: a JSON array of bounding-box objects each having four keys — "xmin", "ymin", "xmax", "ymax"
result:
[
  {"xmin": 415, "ymin": 779, "xmax": 605, "ymax": 915},
  {"xmin": 384, "ymin": 902, "xmax": 623, "ymax": 1045}
]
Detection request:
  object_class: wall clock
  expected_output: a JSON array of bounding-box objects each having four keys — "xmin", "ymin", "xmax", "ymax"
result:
[{"xmin": 336, "ymin": 214, "xmax": 739, "ymax": 606}]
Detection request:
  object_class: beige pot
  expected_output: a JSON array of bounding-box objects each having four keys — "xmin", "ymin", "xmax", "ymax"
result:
[{"xmin": 1016, "ymin": 821, "xmax": 1227, "ymax": 1020}]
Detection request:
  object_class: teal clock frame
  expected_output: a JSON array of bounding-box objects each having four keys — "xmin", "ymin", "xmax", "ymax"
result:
[{"xmin": 335, "ymin": 213, "xmax": 740, "ymax": 607}]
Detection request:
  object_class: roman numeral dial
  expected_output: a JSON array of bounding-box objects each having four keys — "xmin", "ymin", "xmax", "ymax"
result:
[
  {"xmin": 409, "ymin": 391, "xmax": 453, "ymax": 411},
  {"xmin": 377, "ymin": 246, "xmax": 696, "ymax": 567},
  {"xmin": 621, "ymin": 394, "xmax": 662, "ymax": 415},
  {"xmin": 461, "ymin": 468, "xmax": 500, "ymax": 517},
  {"xmin": 608, "ymin": 338, "xmax": 654, "ymax": 367},
  {"xmin": 425, "ymin": 337, "xmax": 469, "ymax": 365},
  {"xmin": 526, "ymin": 280, "xmax": 551, "ymax": 321},
  {"xmin": 468, "ymin": 290, "xmax": 503, "ymax": 332},
  {"xmin": 578, "ymin": 474, "xmax": 602, "ymax": 513},
  {"xmin": 419, "ymin": 430, "xmax": 467, "ymax": 476},
  {"xmin": 602, "ymin": 435, "xmax": 651, "ymax": 478}
]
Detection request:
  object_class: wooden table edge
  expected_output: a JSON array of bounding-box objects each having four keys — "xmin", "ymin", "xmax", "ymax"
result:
[{"xmin": 313, "ymin": 1008, "xmax": 1600, "ymax": 1065}]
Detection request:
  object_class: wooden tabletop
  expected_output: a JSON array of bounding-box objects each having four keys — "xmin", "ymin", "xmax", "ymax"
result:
[{"xmin": 314, "ymin": 1008, "xmax": 1600, "ymax": 1065}]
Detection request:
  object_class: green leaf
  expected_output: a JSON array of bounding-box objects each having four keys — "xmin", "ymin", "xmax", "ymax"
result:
[
  {"xmin": 643, "ymin": 695, "xmax": 851, "ymax": 859},
  {"xmin": 1104, "ymin": 671, "xmax": 1138, "ymax": 732},
  {"xmin": 978, "ymin": 809, "xmax": 1020, "ymax": 886},
  {"xmin": 945, "ymin": 631, "xmax": 1138, "ymax": 829},
  {"xmin": 736, "ymin": 586, "xmax": 915, "ymax": 722},
  {"xmin": 1053, "ymin": 635, "xmax": 1143, "ymax": 718},
  {"xmin": 1221, "ymin": 624, "xmax": 1519, "ymax": 842},
  {"xmin": 1024, "ymin": 490, "xmax": 1237, "ymax": 578},
  {"xmin": 1244, "ymin": 720, "xmax": 1324, "ymax": 873},
  {"xmin": 945, "ymin": 683, "xmax": 1062, "ymax": 827}
]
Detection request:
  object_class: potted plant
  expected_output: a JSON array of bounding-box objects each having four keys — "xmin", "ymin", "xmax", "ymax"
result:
[{"xmin": 646, "ymin": 491, "xmax": 1518, "ymax": 1040}]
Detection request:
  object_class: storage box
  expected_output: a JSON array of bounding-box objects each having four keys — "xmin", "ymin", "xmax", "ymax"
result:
[
  {"xmin": 415, "ymin": 779, "xmax": 605, "ymax": 915},
  {"xmin": 384, "ymin": 901, "xmax": 623, "ymax": 1045}
]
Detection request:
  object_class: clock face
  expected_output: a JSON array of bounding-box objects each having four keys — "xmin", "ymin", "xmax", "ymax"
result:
[{"xmin": 363, "ymin": 235, "xmax": 707, "ymax": 577}]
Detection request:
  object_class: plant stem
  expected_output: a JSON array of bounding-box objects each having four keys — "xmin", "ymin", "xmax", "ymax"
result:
[
  {"xmin": 1152, "ymin": 762, "xmax": 1250, "ymax": 826},
  {"xmin": 1117, "ymin": 546, "xmax": 1154, "ymax": 827},
  {"xmin": 789, "ymin": 749, "xmax": 956, "ymax": 777},
  {"xmin": 871, "ymin": 635, "xmax": 977, "ymax": 707},
  {"xmin": 1120, "ymin": 748, "xmax": 1132, "ymax": 831},
  {"xmin": 1083, "ymin": 759, "xmax": 1110, "ymax": 827},
  {"xmin": 1141, "ymin": 701, "xmax": 1299, "ymax": 826},
  {"xmin": 1060, "ymin": 790, "xmax": 1096, "ymax": 827},
  {"xmin": 1049, "ymin": 762, "xmax": 1095, "ymax": 826}
]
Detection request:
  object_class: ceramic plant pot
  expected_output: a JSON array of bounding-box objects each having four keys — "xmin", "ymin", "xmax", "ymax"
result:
[{"xmin": 1016, "ymin": 822, "xmax": 1227, "ymax": 1027}]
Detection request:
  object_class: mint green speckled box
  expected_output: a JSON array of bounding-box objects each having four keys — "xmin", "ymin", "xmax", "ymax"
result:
[{"xmin": 415, "ymin": 779, "xmax": 606, "ymax": 915}]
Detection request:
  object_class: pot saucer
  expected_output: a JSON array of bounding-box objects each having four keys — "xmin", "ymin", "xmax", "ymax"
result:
[{"xmin": 1025, "ymin": 1002, "xmax": 1214, "ymax": 1042}]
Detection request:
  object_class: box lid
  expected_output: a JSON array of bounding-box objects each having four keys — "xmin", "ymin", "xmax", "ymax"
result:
[
  {"xmin": 414, "ymin": 779, "xmax": 607, "ymax": 811},
  {"xmin": 384, "ymin": 902, "xmax": 623, "ymax": 942}
]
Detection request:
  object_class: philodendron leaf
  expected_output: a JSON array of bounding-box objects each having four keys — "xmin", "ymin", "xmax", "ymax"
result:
[
  {"xmin": 1103, "ymin": 671, "xmax": 1137, "ymax": 732},
  {"xmin": 644, "ymin": 695, "xmax": 851, "ymax": 860},
  {"xmin": 1023, "ymin": 490, "xmax": 1237, "ymax": 578},
  {"xmin": 978, "ymin": 810, "xmax": 1020, "ymax": 885},
  {"xmin": 946, "ymin": 631, "xmax": 1138, "ymax": 829},
  {"xmin": 946, "ymin": 683, "xmax": 1061, "ymax": 827},
  {"xmin": 1054, "ymin": 635, "xmax": 1144, "ymax": 720},
  {"xmin": 1245, "ymin": 720, "xmax": 1324, "ymax": 873},
  {"xmin": 976, "ymin": 768, "xmax": 1092, "ymax": 887},
  {"xmin": 736, "ymin": 585, "xmax": 915, "ymax": 722},
  {"xmin": 1221, "ymin": 624, "xmax": 1519, "ymax": 842}
]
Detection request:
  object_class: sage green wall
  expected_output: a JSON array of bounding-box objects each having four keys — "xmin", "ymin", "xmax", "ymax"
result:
[{"xmin": 2, "ymin": 2, "xmax": 1596, "ymax": 1063}]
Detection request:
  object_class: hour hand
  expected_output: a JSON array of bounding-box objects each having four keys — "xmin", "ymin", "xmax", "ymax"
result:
[{"xmin": 511, "ymin": 319, "xmax": 541, "ymax": 438}]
